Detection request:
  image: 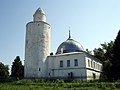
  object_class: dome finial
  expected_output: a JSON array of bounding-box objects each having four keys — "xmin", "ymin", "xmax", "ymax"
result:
[{"xmin": 69, "ymin": 26, "xmax": 71, "ymax": 39}]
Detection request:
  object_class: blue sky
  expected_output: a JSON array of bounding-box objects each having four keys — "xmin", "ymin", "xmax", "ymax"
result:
[{"xmin": 0, "ymin": 0, "xmax": 119, "ymax": 68}]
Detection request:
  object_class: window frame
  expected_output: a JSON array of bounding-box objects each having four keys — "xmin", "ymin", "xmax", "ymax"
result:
[
  {"xmin": 74, "ymin": 59, "xmax": 78, "ymax": 66},
  {"xmin": 67, "ymin": 60, "xmax": 70, "ymax": 67},
  {"xmin": 60, "ymin": 60, "xmax": 63, "ymax": 67},
  {"xmin": 88, "ymin": 59, "xmax": 90, "ymax": 67}
]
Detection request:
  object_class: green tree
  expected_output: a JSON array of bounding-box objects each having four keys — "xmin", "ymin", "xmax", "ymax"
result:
[
  {"xmin": 86, "ymin": 49, "xmax": 92, "ymax": 54},
  {"xmin": 0, "ymin": 62, "xmax": 9, "ymax": 80},
  {"xmin": 11, "ymin": 56, "xmax": 24, "ymax": 80},
  {"xmin": 93, "ymin": 48, "xmax": 105, "ymax": 62},
  {"xmin": 93, "ymin": 41, "xmax": 114, "ymax": 80},
  {"xmin": 111, "ymin": 30, "xmax": 120, "ymax": 80},
  {"xmin": 103, "ymin": 60, "xmax": 112, "ymax": 80},
  {"xmin": 101, "ymin": 41, "xmax": 114, "ymax": 61}
]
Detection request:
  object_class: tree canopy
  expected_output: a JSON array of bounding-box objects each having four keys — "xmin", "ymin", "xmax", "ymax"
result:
[
  {"xmin": 0, "ymin": 62, "xmax": 9, "ymax": 79},
  {"xmin": 93, "ymin": 41, "xmax": 114, "ymax": 80},
  {"xmin": 111, "ymin": 30, "xmax": 120, "ymax": 80},
  {"xmin": 11, "ymin": 56, "xmax": 24, "ymax": 80}
]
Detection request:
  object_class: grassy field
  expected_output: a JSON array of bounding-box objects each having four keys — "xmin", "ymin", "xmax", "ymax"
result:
[{"xmin": 0, "ymin": 80, "xmax": 120, "ymax": 90}]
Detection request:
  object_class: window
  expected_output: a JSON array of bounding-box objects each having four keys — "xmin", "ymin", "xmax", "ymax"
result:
[
  {"xmin": 39, "ymin": 68, "xmax": 41, "ymax": 71},
  {"xmin": 97, "ymin": 64, "xmax": 99, "ymax": 70},
  {"xmin": 74, "ymin": 59, "xmax": 78, "ymax": 66},
  {"xmin": 96, "ymin": 64, "xmax": 98, "ymax": 69},
  {"xmin": 91, "ymin": 61, "xmax": 93, "ymax": 68},
  {"xmin": 98, "ymin": 64, "xmax": 101, "ymax": 70},
  {"xmin": 93, "ymin": 62, "xmax": 95, "ymax": 68},
  {"xmin": 88, "ymin": 59, "xmax": 90, "ymax": 67},
  {"xmin": 95, "ymin": 63, "xmax": 97, "ymax": 69},
  {"xmin": 67, "ymin": 60, "xmax": 70, "ymax": 67},
  {"xmin": 60, "ymin": 60, "xmax": 63, "ymax": 67}
]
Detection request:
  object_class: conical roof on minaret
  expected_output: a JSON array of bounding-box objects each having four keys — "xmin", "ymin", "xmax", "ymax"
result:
[
  {"xmin": 34, "ymin": 7, "xmax": 46, "ymax": 16},
  {"xmin": 33, "ymin": 7, "xmax": 46, "ymax": 22}
]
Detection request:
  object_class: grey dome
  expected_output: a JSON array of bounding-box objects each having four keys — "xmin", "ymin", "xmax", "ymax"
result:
[{"xmin": 56, "ymin": 38, "xmax": 84, "ymax": 54}]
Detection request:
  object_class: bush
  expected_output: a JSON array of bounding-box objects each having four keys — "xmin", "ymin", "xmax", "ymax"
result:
[{"xmin": 55, "ymin": 79, "xmax": 64, "ymax": 83}]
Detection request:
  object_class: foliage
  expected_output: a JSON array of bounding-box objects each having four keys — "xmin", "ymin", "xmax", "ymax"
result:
[
  {"xmin": 102, "ymin": 60, "xmax": 112, "ymax": 80},
  {"xmin": 0, "ymin": 80, "xmax": 120, "ymax": 90},
  {"xmin": 93, "ymin": 41, "xmax": 114, "ymax": 80},
  {"xmin": 93, "ymin": 48, "xmax": 105, "ymax": 62},
  {"xmin": 11, "ymin": 56, "xmax": 24, "ymax": 80},
  {"xmin": 0, "ymin": 62, "xmax": 9, "ymax": 81},
  {"xmin": 111, "ymin": 30, "xmax": 120, "ymax": 80},
  {"xmin": 86, "ymin": 49, "xmax": 92, "ymax": 54},
  {"xmin": 93, "ymin": 41, "xmax": 114, "ymax": 62}
]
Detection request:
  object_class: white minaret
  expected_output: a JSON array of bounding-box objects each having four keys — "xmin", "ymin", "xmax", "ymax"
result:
[{"xmin": 25, "ymin": 8, "xmax": 51, "ymax": 78}]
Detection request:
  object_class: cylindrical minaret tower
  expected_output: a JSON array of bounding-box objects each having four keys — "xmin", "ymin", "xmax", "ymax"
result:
[{"xmin": 25, "ymin": 8, "xmax": 51, "ymax": 78}]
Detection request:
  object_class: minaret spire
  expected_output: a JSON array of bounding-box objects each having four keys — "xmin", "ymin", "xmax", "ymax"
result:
[
  {"xmin": 69, "ymin": 26, "xmax": 71, "ymax": 39},
  {"xmin": 33, "ymin": 7, "xmax": 46, "ymax": 22}
]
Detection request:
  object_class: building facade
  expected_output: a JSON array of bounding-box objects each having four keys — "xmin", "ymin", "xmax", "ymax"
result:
[{"xmin": 24, "ymin": 8, "xmax": 102, "ymax": 80}]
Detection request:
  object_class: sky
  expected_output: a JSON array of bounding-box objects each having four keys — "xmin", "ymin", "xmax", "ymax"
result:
[{"xmin": 0, "ymin": 0, "xmax": 119, "ymax": 68}]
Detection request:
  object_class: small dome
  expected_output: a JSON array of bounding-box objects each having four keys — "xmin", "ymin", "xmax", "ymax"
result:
[{"xmin": 56, "ymin": 38, "xmax": 84, "ymax": 54}]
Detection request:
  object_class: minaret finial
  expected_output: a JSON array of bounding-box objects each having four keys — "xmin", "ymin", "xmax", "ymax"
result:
[{"xmin": 69, "ymin": 26, "xmax": 71, "ymax": 39}]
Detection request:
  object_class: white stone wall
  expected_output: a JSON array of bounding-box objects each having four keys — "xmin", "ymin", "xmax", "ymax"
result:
[
  {"xmin": 86, "ymin": 69, "xmax": 101, "ymax": 80},
  {"xmin": 45, "ymin": 56, "xmax": 55, "ymax": 77},
  {"xmin": 46, "ymin": 52, "xmax": 87, "ymax": 80},
  {"xmin": 25, "ymin": 21, "xmax": 50, "ymax": 78},
  {"xmin": 85, "ymin": 54, "xmax": 102, "ymax": 80},
  {"xmin": 46, "ymin": 52, "xmax": 102, "ymax": 80},
  {"xmin": 33, "ymin": 13, "xmax": 46, "ymax": 22},
  {"xmin": 53, "ymin": 53, "xmax": 85, "ymax": 69}
]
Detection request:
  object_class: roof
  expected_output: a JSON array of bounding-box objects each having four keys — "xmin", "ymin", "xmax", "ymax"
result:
[
  {"xmin": 56, "ymin": 38, "xmax": 84, "ymax": 54},
  {"xmin": 34, "ymin": 7, "xmax": 46, "ymax": 16}
]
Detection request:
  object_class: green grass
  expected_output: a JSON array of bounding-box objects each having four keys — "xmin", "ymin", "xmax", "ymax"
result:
[{"xmin": 0, "ymin": 80, "xmax": 120, "ymax": 90}]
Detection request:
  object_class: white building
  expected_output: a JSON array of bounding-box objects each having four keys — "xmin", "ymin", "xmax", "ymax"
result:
[{"xmin": 24, "ymin": 8, "xmax": 102, "ymax": 80}]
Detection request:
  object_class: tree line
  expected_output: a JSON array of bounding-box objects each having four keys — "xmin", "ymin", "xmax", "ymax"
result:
[
  {"xmin": 91, "ymin": 30, "xmax": 120, "ymax": 81},
  {"xmin": 0, "ymin": 56, "xmax": 24, "ymax": 81}
]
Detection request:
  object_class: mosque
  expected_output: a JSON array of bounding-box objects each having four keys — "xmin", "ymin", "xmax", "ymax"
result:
[{"xmin": 24, "ymin": 8, "xmax": 102, "ymax": 80}]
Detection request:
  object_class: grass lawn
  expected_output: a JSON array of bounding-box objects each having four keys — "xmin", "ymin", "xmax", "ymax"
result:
[{"xmin": 0, "ymin": 80, "xmax": 120, "ymax": 90}]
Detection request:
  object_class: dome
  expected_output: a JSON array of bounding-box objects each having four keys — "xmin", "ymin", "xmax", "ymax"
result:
[{"xmin": 56, "ymin": 38, "xmax": 84, "ymax": 54}]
